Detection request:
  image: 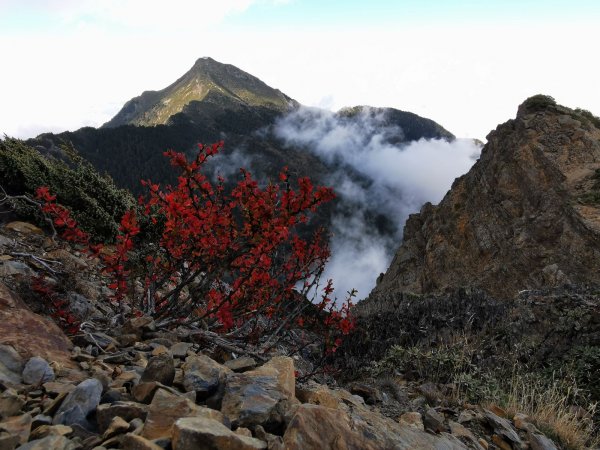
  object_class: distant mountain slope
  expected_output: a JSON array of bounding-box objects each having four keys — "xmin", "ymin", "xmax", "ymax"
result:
[
  {"xmin": 371, "ymin": 95, "xmax": 600, "ymax": 299},
  {"xmin": 103, "ymin": 57, "xmax": 297, "ymax": 128}
]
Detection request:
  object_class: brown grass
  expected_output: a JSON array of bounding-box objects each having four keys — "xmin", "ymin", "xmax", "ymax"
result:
[{"xmin": 498, "ymin": 376, "xmax": 598, "ymax": 450}]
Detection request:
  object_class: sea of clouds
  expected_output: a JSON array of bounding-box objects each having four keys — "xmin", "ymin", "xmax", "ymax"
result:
[{"xmin": 273, "ymin": 106, "xmax": 482, "ymax": 301}]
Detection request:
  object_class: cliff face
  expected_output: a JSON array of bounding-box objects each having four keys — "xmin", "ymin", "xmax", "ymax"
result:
[{"xmin": 372, "ymin": 96, "xmax": 600, "ymax": 299}]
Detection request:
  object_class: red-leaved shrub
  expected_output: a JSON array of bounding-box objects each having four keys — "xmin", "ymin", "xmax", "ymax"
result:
[{"xmin": 36, "ymin": 142, "xmax": 354, "ymax": 353}]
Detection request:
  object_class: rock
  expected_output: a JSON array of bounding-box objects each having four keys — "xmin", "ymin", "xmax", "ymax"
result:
[
  {"xmin": 423, "ymin": 408, "xmax": 447, "ymax": 433},
  {"xmin": 0, "ymin": 261, "xmax": 33, "ymax": 277},
  {"xmin": 283, "ymin": 404, "xmax": 368, "ymax": 450},
  {"xmin": 492, "ymin": 434, "xmax": 513, "ymax": 450},
  {"xmin": 0, "ymin": 431, "xmax": 19, "ymax": 450},
  {"xmin": 0, "ymin": 345, "xmax": 23, "ymax": 385},
  {"xmin": 449, "ymin": 420, "xmax": 485, "ymax": 449},
  {"xmin": 45, "ymin": 249, "xmax": 88, "ymax": 271},
  {"xmin": 42, "ymin": 381, "xmax": 75, "ymax": 396},
  {"xmin": 399, "ymin": 412, "xmax": 424, "ymax": 431},
  {"xmin": 182, "ymin": 355, "xmax": 232, "ymax": 398},
  {"xmin": 17, "ymin": 435, "xmax": 77, "ymax": 450},
  {"xmin": 513, "ymin": 413, "xmax": 536, "ymax": 432},
  {"xmin": 251, "ymin": 357, "xmax": 295, "ymax": 399},
  {"xmin": 224, "ymin": 357, "xmax": 257, "ymax": 372},
  {"xmin": 484, "ymin": 409, "xmax": 523, "ymax": 448},
  {"xmin": 140, "ymin": 354, "xmax": 175, "ymax": 386},
  {"xmin": 294, "ymin": 383, "xmax": 340, "ymax": 409},
  {"xmin": 79, "ymin": 332, "xmax": 118, "ymax": 350},
  {"xmin": 172, "ymin": 416, "xmax": 267, "ymax": 450},
  {"xmin": 0, "ymin": 413, "xmax": 32, "ymax": 445},
  {"xmin": 220, "ymin": 370, "xmax": 293, "ymax": 431},
  {"xmin": 0, "ymin": 283, "xmax": 75, "ymax": 368},
  {"xmin": 131, "ymin": 382, "xmax": 164, "ymax": 404},
  {"xmin": 122, "ymin": 433, "xmax": 164, "ymax": 450},
  {"xmin": 0, "ymin": 389, "xmax": 25, "ymax": 418},
  {"xmin": 96, "ymin": 401, "xmax": 148, "ymax": 432},
  {"xmin": 22, "ymin": 356, "xmax": 55, "ymax": 385},
  {"xmin": 31, "ymin": 414, "xmax": 52, "ymax": 428},
  {"xmin": 529, "ymin": 432, "xmax": 559, "ymax": 450},
  {"xmin": 349, "ymin": 383, "xmax": 382, "ymax": 405},
  {"xmin": 170, "ymin": 342, "xmax": 193, "ymax": 358},
  {"xmin": 150, "ymin": 345, "xmax": 169, "ymax": 356},
  {"xmin": 53, "ymin": 378, "xmax": 103, "ymax": 428},
  {"xmin": 141, "ymin": 388, "xmax": 225, "ymax": 440},
  {"xmin": 418, "ymin": 382, "xmax": 443, "ymax": 404},
  {"xmin": 3, "ymin": 222, "xmax": 43, "ymax": 235},
  {"xmin": 29, "ymin": 424, "xmax": 73, "ymax": 440},
  {"xmin": 254, "ymin": 425, "xmax": 284, "ymax": 450},
  {"xmin": 102, "ymin": 416, "xmax": 130, "ymax": 440}
]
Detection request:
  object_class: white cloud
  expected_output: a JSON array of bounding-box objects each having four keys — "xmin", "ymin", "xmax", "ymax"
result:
[{"xmin": 274, "ymin": 107, "xmax": 481, "ymax": 300}]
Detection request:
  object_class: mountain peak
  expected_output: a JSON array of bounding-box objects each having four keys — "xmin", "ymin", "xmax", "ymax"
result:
[
  {"xmin": 371, "ymin": 97, "xmax": 600, "ymax": 299},
  {"xmin": 103, "ymin": 57, "xmax": 297, "ymax": 128}
]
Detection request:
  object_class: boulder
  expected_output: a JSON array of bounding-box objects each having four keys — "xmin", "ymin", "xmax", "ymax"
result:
[
  {"xmin": 172, "ymin": 416, "xmax": 267, "ymax": 450},
  {"xmin": 0, "ymin": 283, "xmax": 75, "ymax": 368},
  {"xmin": 22, "ymin": 356, "xmax": 54, "ymax": 385},
  {"xmin": 0, "ymin": 345, "xmax": 23, "ymax": 385},
  {"xmin": 142, "ymin": 388, "xmax": 225, "ymax": 440},
  {"xmin": 140, "ymin": 354, "xmax": 175, "ymax": 386},
  {"xmin": 53, "ymin": 378, "xmax": 103, "ymax": 428},
  {"xmin": 182, "ymin": 355, "xmax": 232, "ymax": 398}
]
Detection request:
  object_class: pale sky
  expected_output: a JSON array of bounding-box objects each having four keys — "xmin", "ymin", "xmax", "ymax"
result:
[{"xmin": 1, "ymin": 0, "xmax": 599, "ymax": 140}]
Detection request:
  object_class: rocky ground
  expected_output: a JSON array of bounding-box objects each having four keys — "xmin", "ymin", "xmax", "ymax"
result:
[{"xmin": 0, "ymin": 221, "xmax": 580, "ymax": 449}]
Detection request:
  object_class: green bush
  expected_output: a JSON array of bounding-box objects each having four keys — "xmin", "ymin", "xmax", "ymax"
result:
[{"xmin": 0, "ymin": 137, "xmax": 134, "ymax": 241}]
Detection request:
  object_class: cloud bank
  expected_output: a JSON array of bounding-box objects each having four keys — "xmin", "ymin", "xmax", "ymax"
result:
[{"xmin": 274, "ymin": 107, "xmax": 481, "ymax": 300}]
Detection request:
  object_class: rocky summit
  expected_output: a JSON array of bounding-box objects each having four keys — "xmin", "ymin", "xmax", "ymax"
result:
[{"xmin": 373, "ymin": 95, "xmax": 600, "ymax": 299}]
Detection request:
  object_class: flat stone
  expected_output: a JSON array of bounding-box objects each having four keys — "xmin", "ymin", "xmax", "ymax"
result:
[
  {"xmin": 29, "ymin": 424, "xmax": 73, "ymax": 440},
  {"xmin": 172, "ymin": 416, "xmax": 267, "ymax": 450},
  {"xmin": 17, "ymin": 435, "xmax": 77, "ymax": 450},
  {"xmin": 122, "ymin": 433, "xmax": 164, "ymax": 450},
  {"xmin": 170, "ymin": 342, "xmax": 193, "ymax": 358},
  {"xmin": 295, "ymin": 383, "xmax": 339, "ymax": 409},
  {"xmin": 53, "ymin": 378, "xmax": 103, "ymax": 428},
  {"xmin": 3, "ymin": 222, "xmax": 43, "ymax": 235},
  {"xmin": 0, "ymin": 412, "xmax": 32, "ymax": 445},
  {"xmin": 141, "ymin": 388, "xmax": 225, "ymax": 440},
  {"xmin": 140, "ymin": 354, "xmax": 175, "ymax": 386},
  {"xmin": 182, "ymin": 355, "xmax": 232, "ymax": 398},
  {"xmin": 96, "ymin": 401, "xmax": 148, "ymax": 432},
  {"xmin": 224, "ymin": 357, "xmax": 257, "ymax": 372},
  {"xmin": 102, "ymin": 416, "xmax": 130, "ymax": 440},
  {"xmin": 22, "ymin": 356, "xmax": 55, "ymax": 385},
  {"xmin": 42, "ymin": 381, "xmax": 76, "ymax": 396}
]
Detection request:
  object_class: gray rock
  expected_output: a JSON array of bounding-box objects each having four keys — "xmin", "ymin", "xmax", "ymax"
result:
[
  {"xmin": 172, "ymin": 416, "xmax": 267, "ymax": 450},
  {"xmin": 53, "ymin": 378, "xmax": 103, "ymax": 428},
  {"xmin": 0, "ymin": 261, "xmax": 33, "ymax": 277},
  {"xmin": 224, "ymin": 357, "xmax": 257, "ymax": 372},
  {"xmin": 484, "ymin": 409, "xmax": 522, "ymax": 447},
  {"xmin": 140, "ymin": 354, "xmax": 175, "ymax": 386},
  {"xmin": 0, "ymin": 389, "xmax": 25, "ymax": 418},
  {"xmin": 182, "ymin": 355, "xmax": 232, "ymax": 398},
  {"xmin": 22, "ymin": 357, "xmax": 54, "ymax": 385},
  {"xmin": 423, "ymin": 408, "xmax": 447, "ymax": 433},
  {"xmin": 170, "ymin": 342, "xmax": 193, "ymax": 358}
]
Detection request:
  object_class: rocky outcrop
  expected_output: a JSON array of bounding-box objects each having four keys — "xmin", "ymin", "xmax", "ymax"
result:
[{"xmin": 373, "ymin": 96, "xmax": 600, "ymax": 299}]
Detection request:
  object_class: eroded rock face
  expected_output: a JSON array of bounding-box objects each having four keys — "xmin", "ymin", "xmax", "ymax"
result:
[
  {"xmin": 373, "ymin": 97, "xmax": 600, "ymax": 299},
  {"xmin": 0, "ymin": 283, "xmax": 74, "ymax": 368}
]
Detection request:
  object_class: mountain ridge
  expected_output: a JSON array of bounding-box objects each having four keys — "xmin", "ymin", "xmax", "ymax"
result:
[
  {"xmin": 103, "ymin": 57, "xmax": 298, "ymax": 128},
  {"xmin": 371, "ymin": 95, "xmax": 600, "ymax": 299}
]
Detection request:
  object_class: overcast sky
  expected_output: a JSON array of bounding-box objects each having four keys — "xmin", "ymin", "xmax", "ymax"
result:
[{"xmin": 1, "ymin": 0, "xmax": 599, "ymax": 140}]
